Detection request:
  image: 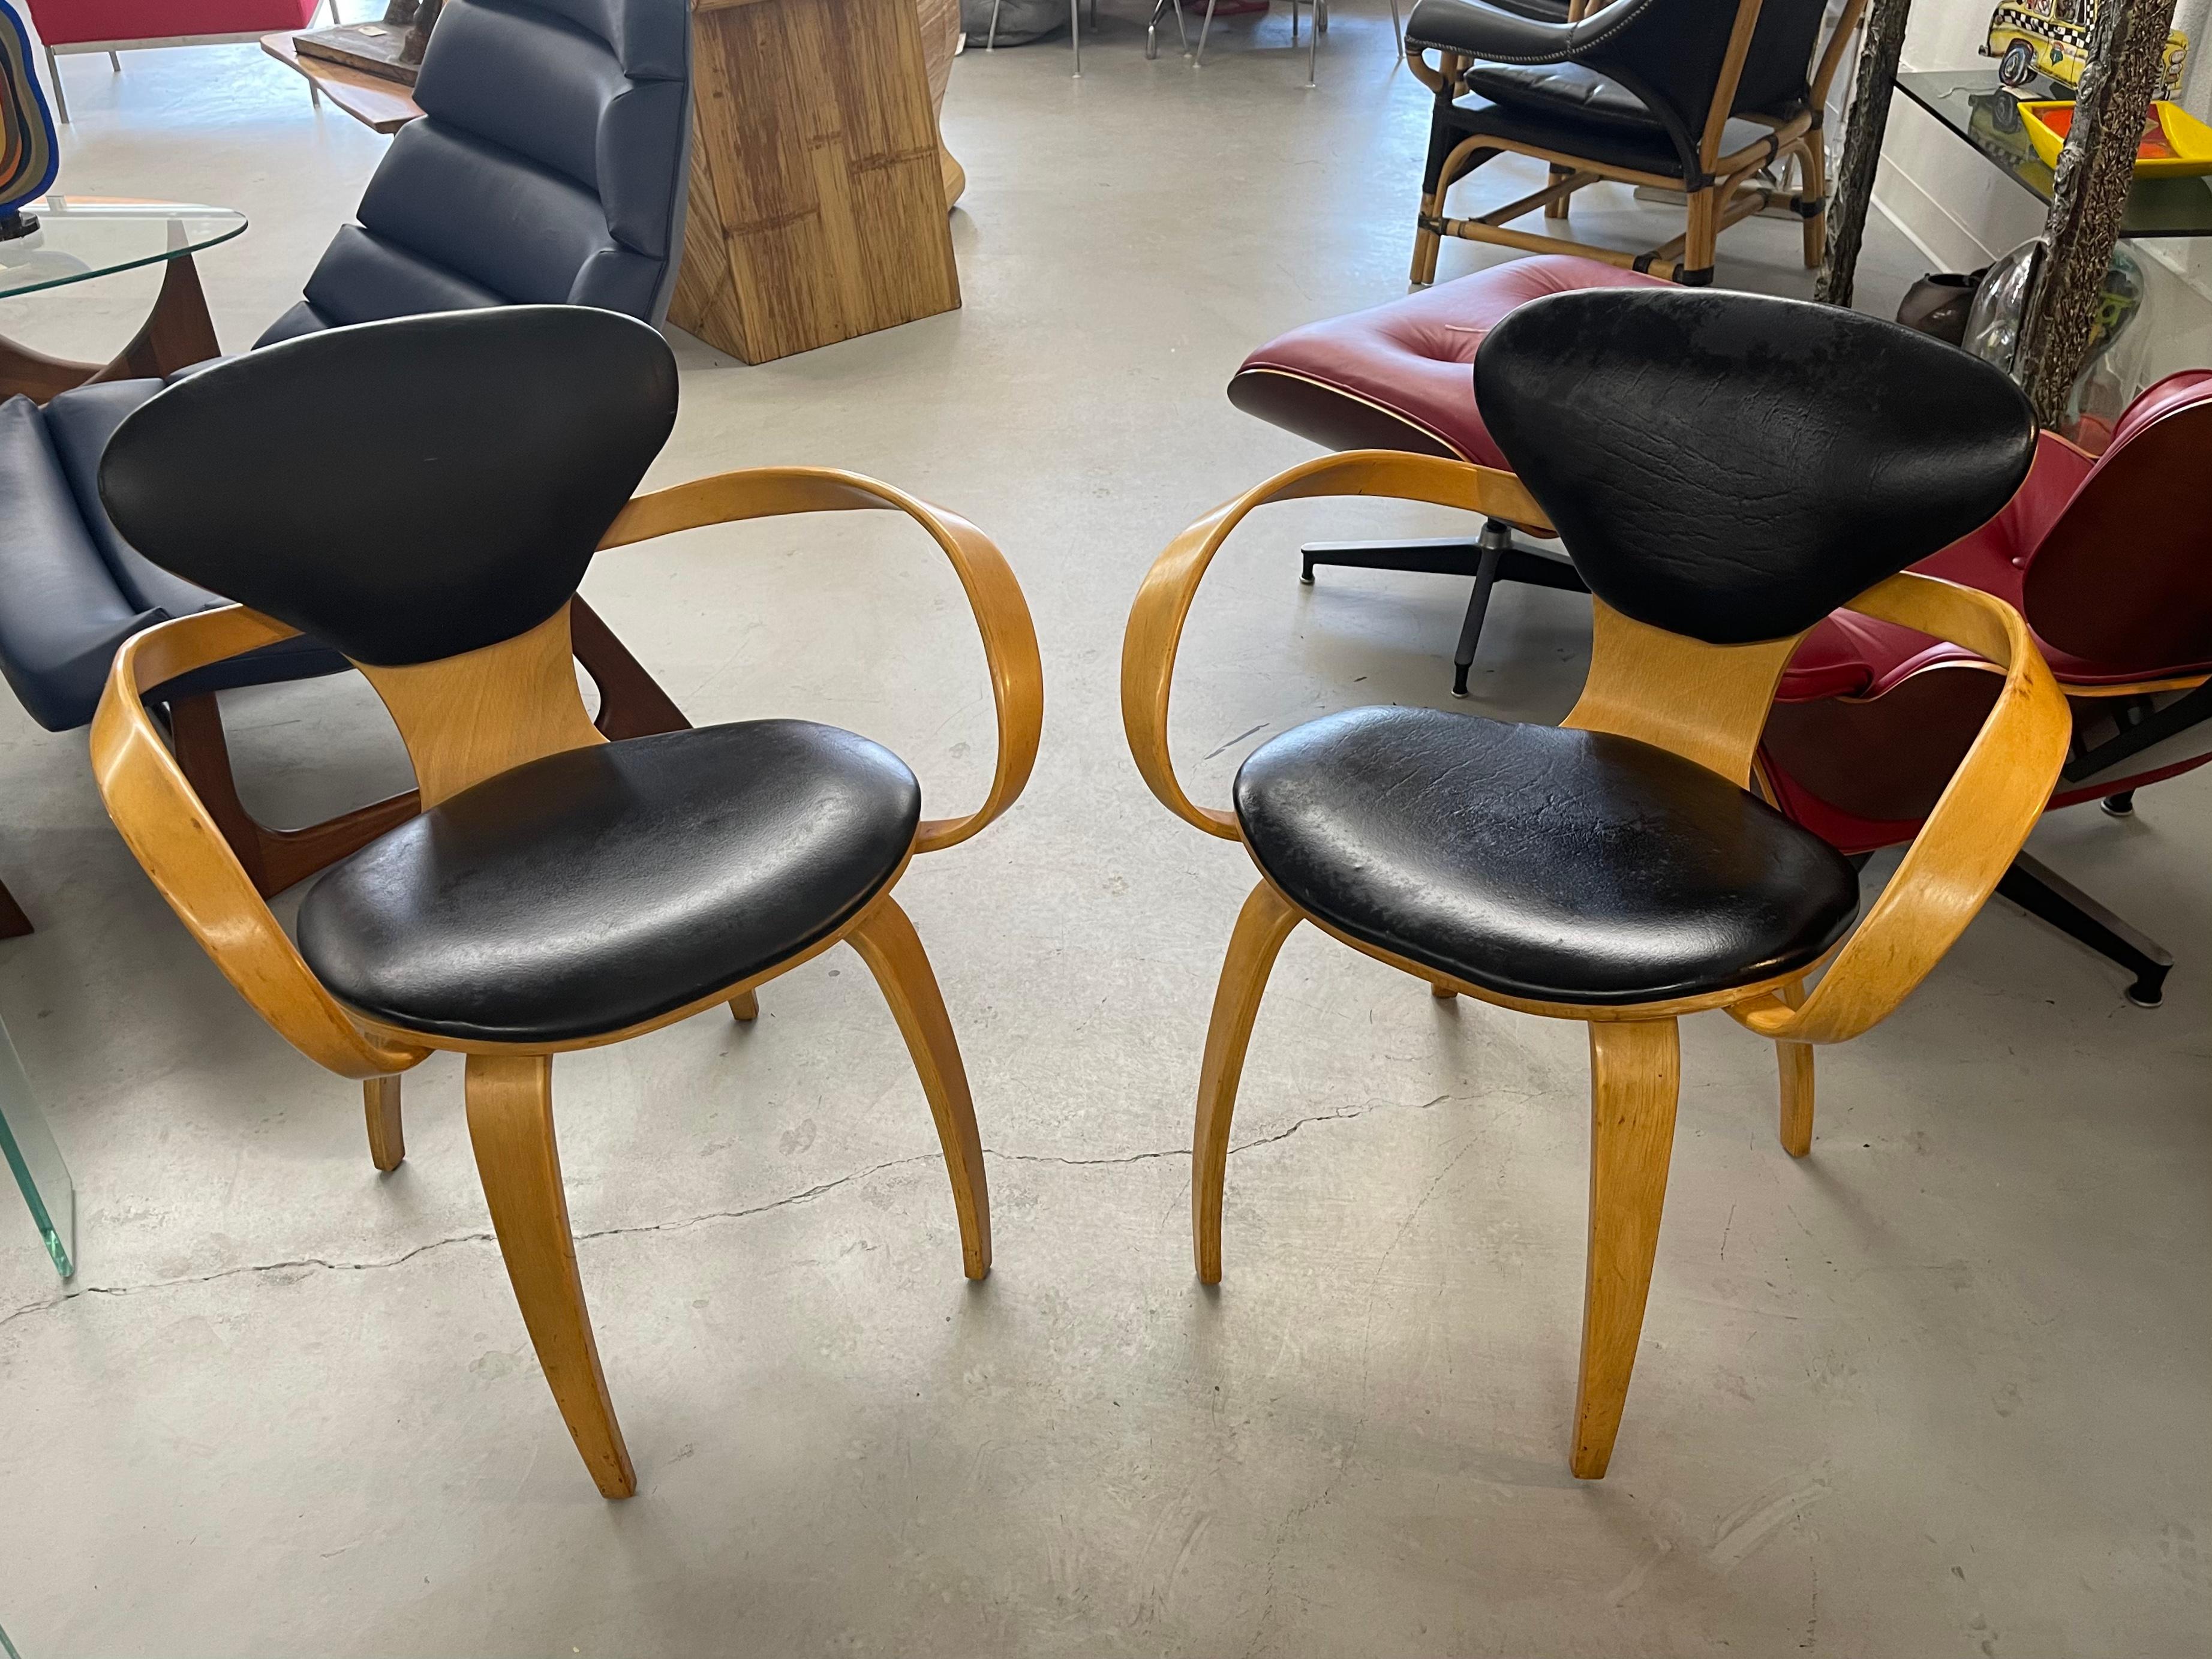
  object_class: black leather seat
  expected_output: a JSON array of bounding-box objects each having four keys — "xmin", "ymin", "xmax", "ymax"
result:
[
  {"xmin": 298, "ymin": 720, "xmax": 921, "ymax": 1045},
  {"xmin": 1235, "ymin": 706, "xmax": 1859, "ymax": 1006}
]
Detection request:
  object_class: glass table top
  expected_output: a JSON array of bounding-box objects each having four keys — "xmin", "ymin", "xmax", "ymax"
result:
[
  {"xmin": 1, "ymin": 1016, "xmax": 72, "ymax": 1280},
  {"xmin": 1897, "ymin": 71, "xmax": 2212, "ymax": 239},
  {"xmin": 0, "ymin": 196, "xmax": 247, "ymax": 300}
]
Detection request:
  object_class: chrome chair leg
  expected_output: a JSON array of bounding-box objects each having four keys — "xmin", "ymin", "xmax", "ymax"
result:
[
  {"xmin": 1071, "ymin": 0, "xmax": 1081, "ymax": 75},
  {"xmin": 1307, "ymin": 0, "xmax": 1319, "ymax": 85},
  {"xmin": 1149, "ymin": 0, "xmax": 1189, "ymax": 58},
  {"xmin": 987, "ymin": 0, "xmax": 1002, "ymax": 49},
  {"xmin": 44, "ymin": 47, "xmax": 67, "ymax": 124},
  {"xmin": 1388, "ymin": 0, "xmax": 1403, "ymax": 55},
  {"xmin": 1195, "ymin": 0, "xmax": 1219, "ymax": 63}
]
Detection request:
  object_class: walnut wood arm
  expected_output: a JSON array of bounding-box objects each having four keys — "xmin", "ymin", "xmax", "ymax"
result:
[
  {"xmin": 597, "ymin": 467, "xmax": 1042, "ymax": 853},
  {"xmin": 1120, "ymin": 450, "xmax": 1554, "ymax": 838},
  {"xmin": 1733, "ymin": 573, "xmax": 2070, "ymax": 1047},
  {"xmin": 89, "ymin": 608, "xmax": 432, "ymax": 1080}
]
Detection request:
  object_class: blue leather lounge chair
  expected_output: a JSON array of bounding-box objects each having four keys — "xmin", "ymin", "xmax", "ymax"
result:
[{"xmin": 0, "ymin": 0, "xmax": 692, "ymax": 929}]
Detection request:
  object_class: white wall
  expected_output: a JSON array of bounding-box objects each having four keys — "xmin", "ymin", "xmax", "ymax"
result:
[{"xmin": 1871, "ymin": 0, "xmax": 2212, "ymax": 371}]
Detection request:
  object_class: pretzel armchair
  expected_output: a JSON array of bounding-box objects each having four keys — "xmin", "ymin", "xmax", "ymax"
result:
[
  {"xmin": 91, "ymin": 308, "xmax": 1042, "ymax": 1497},
  {"xmin": 1405, "ymin": 0, "xmax": 1863, "ymax": 286},
  {"xmin": 1123, "ymin": 291, "xmax": 2067, "ymax": 1477}
]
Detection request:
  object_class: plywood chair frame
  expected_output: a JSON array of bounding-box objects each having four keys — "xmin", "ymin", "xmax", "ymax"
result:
[
  {"xmin": 92, "ymin": 466, "xmax": 1042, "ymax": 1498},
  {"xmin": 1122, "ymin": 448, "xmax": 2070, "ymax": 1477},
  {"xmin": 1408, "ymin": 0, "xmax": 1867, "ymax": 287}
]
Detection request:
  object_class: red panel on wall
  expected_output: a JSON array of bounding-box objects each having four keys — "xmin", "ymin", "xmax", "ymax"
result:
[{"xmin": 25, "ymin": 1, "xmax": 321, "ymax": 47}]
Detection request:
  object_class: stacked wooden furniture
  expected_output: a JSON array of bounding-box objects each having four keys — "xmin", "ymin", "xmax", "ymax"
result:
[{"xmin": 670, "ymin": 0, "xmax": 961, "ymax": 365}]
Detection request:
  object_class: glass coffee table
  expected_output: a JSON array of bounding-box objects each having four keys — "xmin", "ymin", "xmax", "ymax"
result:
[
  {"xmin": 0, "ymin": 194, "xmax": 246, "ymax": 401},
  {"xmin": 0, "ymin": 1014, "xmax": 71, "ymax": 1279}
]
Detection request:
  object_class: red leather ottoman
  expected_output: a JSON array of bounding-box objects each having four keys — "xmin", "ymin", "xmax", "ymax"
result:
[
  {"xmin": 1227, "ymin": 254, "xmax": 1668, "ymax": 693},
  {"xmin": 1231, "ymin": 254, "xmax": 1670, "ymax": 469}
]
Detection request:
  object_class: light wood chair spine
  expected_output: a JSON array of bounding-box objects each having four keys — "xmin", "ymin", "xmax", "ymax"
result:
[
  {"xmin": 1733, "ymin": 573, "xmax": 2070, "ymax": 1047},
  {"xmin": 89, "ymin": 608, "xmax": 430, "ymax": 1081},
  {"xmin": 1562, "ymin": 599, "xmax": 1802, "ymax": 787},
  {"xmin": 1121, "ymin": 450, "xmax": 1554, "ymax": 839},
  {"xmin": 354, "ymin": 607, "xmax": 607, "ymax": 810},
  {"xmin": 597, "ymin": 467, "xmax": 1042, "ymax": 853}
]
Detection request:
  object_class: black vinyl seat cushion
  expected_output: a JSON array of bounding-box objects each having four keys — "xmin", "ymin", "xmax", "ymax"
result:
[
  {"xmin": 298, "ymin": 720, "xmax": 921, "ymax": 1044},
  {"xmin": 1442, "ymin": 81, "xmax": 1780, "ymax": 182},
  {"xmin": 1234, "ymin": 707, "xmax": 1861, "ymax": 1007}
]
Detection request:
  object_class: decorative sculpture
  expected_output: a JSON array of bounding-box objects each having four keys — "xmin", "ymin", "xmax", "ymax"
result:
[
  {"xmin": 0, "ymin": 0, "xmax": 58, "ymax": 241},
  {"xmin": 296, "ymin": 0, "xmax": 443, "ymax": 85},
  {"xmin": 1986, "ymin": 1, "xmax": 2188, "ymax": 98}
]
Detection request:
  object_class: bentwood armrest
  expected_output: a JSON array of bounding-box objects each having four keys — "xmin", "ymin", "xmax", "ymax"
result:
[
  {"xmin": 1120, "ymin": 449, "xmax": 1553, "ymax": 838},
  {"xmin": 89, "ymin": 607, "xmax": 433, "ymax": 1080},
  {"xmin": 1734, "ymin": 573, "xmax": 2071, "ymax": 1047},
  {"xmin": 597, "ymin": 467, "xmax": 1042, "ymax": 853}
]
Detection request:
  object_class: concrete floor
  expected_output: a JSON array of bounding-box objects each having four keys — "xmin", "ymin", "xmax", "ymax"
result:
[{"xmin": 2, "ymin": 16, "xmax": 2207, "ymax": 1657}]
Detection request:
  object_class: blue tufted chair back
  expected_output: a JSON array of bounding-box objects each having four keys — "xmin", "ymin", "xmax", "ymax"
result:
[{"xmin": 259, "ymin": 0, "xmax": 690, "ymax": 345}]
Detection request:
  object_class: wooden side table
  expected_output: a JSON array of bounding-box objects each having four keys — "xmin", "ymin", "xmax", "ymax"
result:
[
  {"xmin": 669, "ymin": 0, "xmax": 961, "ymax": 365},
  {"xmin": 269, "ymin": 4, "xmax": 965, "ymax": 366},
  {"xmin": 260, "ymin": 31, "xmax": 426, "ymax": 133}
]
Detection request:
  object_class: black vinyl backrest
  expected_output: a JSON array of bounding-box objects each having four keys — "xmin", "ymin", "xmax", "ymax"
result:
[
  {"xmin": 1578, "ymin": 0, "xmax": 1754, "ymax": 143},
  {"xmin": 98, "ymin": 306, "xmax": 678, "ymax": 668},
  {"xmin": 1732, "ymin": 0, "xmax": 1831, "ymax": 116},
  {"xmin": 1474, "ymin": 288, "xmax": 2037, "ymax": 645},
  {"xmin": 256, "ymin": 0, "xmax": 691, "ymax": 346}
]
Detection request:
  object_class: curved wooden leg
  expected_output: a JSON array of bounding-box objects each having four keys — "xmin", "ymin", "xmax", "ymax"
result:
[
  {"xmin": 728, "ymin": 989, "xmax": 759, "ymax": 1022},
  {"xmin": 1430, "ymin": 981, "xmax": 1457, "ymax": 1000},
  {"xmin": 1775, "ymin": 976, "xmax": 1814, "ymax": 1158},
  {"xmin": 364, "ymin": 1075, "xmax": 405, "ymax": 1172},
  {"xmin": 465, "ymin": 1053, "xmax": 636, "ymax": 1499},
  {"xmin": 846, "ymin": 897, "xmax": 991, "ymax": 1280},
  {"xmin": 1571, "ymin": 1017, "xmax": 1680, "ymax": 1480},
  {"xmin": 86, "ymin": 252, "xmax": 221, "ymax": 386},
  {"xmin": 1192, "ymin": 881, "xmax": 1303, "ymax": 1285}
]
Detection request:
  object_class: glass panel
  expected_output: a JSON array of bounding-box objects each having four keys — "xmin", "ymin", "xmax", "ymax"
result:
[
  {"xmin": 0, "ymin": 1017, "xmax": 73, "ymax": 1280},
  {"xmin": 1895, "ymin": 71, "xmax": 2212, "ymax": 239},
  {"xmin": 0, "ymin": 196, "xmax": 248, "ymax": 300}
]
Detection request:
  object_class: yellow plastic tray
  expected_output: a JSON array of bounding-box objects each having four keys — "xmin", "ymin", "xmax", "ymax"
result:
[{"xmin": 2019, "ymin": 100, "xmax": 2212, "ymax": 178}]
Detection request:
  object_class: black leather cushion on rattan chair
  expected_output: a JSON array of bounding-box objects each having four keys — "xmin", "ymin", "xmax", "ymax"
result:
[
  {"xmin": 299, "ymin": 720, "xmax": 920, "ymax": 1044},
  {"xmin": 1236, "ymin": 706, "xmax": 1859, "ymax": 1006}
]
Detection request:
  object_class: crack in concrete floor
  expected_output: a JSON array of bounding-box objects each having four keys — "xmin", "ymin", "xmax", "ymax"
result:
[{"xmin": 0, "ymin": 1092, "xmax": 1460, "ymax": 1332}]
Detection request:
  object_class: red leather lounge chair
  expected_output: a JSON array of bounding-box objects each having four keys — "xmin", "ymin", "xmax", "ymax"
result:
[{"xmin": 1761, "ymin": 371, "xmax": 2212, "ymax": 1006}]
